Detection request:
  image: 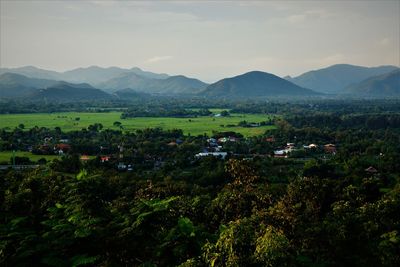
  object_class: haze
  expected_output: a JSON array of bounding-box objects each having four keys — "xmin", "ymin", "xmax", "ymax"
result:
[{"xmin": 0, "ymin": 0, "xmax": 399, "ymax": 82}]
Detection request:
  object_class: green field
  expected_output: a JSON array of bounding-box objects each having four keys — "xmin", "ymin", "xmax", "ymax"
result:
[
  {"xmin": 0, "ymin": 111, "xmax": 275, "ymax": 136},
  {"xmin": 0, "ymin": 151, "xmax": 60, "ymax": 164}
]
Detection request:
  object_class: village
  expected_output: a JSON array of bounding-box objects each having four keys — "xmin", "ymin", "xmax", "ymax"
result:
[{"xmin": 2, "ymin": 130, "xmax": 341, "ymax": 172}]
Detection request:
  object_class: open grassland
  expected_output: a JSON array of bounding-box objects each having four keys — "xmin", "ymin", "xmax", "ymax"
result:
[
  {"xmin": 0, "ymin": 151, "xmax": 60, "ymax": 164},
  {"xmin": 0, "ymin": 111, "xmax": 276, "ymax": 136}
]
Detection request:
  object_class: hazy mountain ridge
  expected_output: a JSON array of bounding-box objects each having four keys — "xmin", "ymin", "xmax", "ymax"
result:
[
  {"xmin": 0, "ymin": 73, "xmax": 113, "ymax": 101},
  {"xmin": 1, "ymin": 64, "xmax": 399, "ymax": 100},
  {"xmin": 0, "ymin": 72, "xmax": 59, "ymax": 98},
  {"xmin": 344, "ymin": 70, "xmax": 400, "ymax": 97},
  {"xmin": 202, "ymin": 71, "xmax": 318, "ymax": 98},
  {"xmin": 0, "ymin": 66, "xmax": 169, "ymax": 86},
  {"xmin": 286, "ymin": 64, "xmax": 399, "ymax": 93},
  {"xmin": 99, "ymin": 73, "xmax": 208, "ymax": 94}
]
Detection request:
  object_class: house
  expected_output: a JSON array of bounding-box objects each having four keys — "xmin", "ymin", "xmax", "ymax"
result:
[
  {"xmin": 54, "ymin": 143, "xmax": 71, "ymax": 153},
  {"xmin": 286, "ymin": 143, "xmax": 295, "ymax": 148},
  {"xmin": 100, "ymin": 156, "xmax": 110, "ymax": 162},
  {"xmin": 167, "ymin": 141, "xmax": 177, "ymax": 146},
  {"xmin": 117, "ymin": 162, "xmax": 127, "ymax": 170},
  {"xmin": 195, "ymin": 152, "xmax": 228, "ymax": 159},
  {"xmin": 218, "ymin": 137, "xmax": 228, "ymax": 143},
  {"xmin": 304, "ymin": 144, "xmax": 318, "ymax": 149},
  {"xmin": 265, "ymin": 137, "xmax": 275, "ymax": 142},
  {"xmin": 207, "ymin": 138, "xmax": 218, "ymax": 147},
  {"xmin": 273, "ymin": 149, "xmax": 288, "ymax": 158},
  {"xmin": 324, "ymin": 144, "xmax": 336, "ymax": 154},
  {"xmin": 365, "ymin": 166, "xmax": 378, "ymax": 174}
]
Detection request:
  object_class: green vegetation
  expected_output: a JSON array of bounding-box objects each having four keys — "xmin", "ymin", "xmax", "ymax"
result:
[
  {"xmin": 0, "ymin": 151, "xmax": 60, "ymax": 164},
  {"xmin": 0, "ymin": 111, "xmax": 275, "ymax": 136},
  {"xmin": 1, "ymin": 99, "xmax": 400, "ymax": 266}
]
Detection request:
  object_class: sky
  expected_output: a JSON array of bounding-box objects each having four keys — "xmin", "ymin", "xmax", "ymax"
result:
[{"xmin": 0, "ymin": 0, "xmax": 399, "ymax": 82}]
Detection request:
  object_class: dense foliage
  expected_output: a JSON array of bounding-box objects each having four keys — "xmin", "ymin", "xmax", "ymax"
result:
[{"xmin": 1, "ymin": 100, "xmax": 400, "ymax": 266}]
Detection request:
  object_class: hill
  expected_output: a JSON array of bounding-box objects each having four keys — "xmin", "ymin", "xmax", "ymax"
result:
[
  {"xmin": 99, "ymin": 73, "xmax": 208, "ymax": 95},
  {"xmin": 286, "ymin": 64, "xmax": 399, "ymax": 94},
  {"xmin": 0, "ymin": 73, "xmax": 58, "ymax": 98},
  {"xmin": 201, "ymin": 71, "xmax": 318, "ymax": 98},
  {"xmin": 345, "ymin": 70, "xmax": 400, "ymax": 97},
  {"xmin": 31, "ymin": 81, "xmax": 112, "ymax": 102}
]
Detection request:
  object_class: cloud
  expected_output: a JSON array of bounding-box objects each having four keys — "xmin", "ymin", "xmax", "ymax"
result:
[
  {"xmin": 286, "ymin": 9, "xmax": 332, "ymax": 24},
  {"xmin": 146, "ymin": 56, "xmax": 173, "ymax": 63}
]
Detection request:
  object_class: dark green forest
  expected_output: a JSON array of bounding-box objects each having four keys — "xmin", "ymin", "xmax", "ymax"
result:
[{"xmin": 1, "ymin": 99, "xmax": 399, "ymax": 267}]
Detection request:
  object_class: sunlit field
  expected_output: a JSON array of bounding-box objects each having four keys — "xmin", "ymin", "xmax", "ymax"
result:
[{"xmin": 0, "ymin": 111, "xmax": 276, "ymax": 136}]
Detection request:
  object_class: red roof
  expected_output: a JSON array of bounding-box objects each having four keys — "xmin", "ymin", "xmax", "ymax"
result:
[
  {"xmin": 101, "ymin": 156, "xmax": 110, "ymax": 162},
  {"xmin": 55, "ymin": 144, "xmax": 71, "ymax": 151}
]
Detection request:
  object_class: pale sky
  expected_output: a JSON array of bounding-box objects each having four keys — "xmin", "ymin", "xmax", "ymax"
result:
[{"xmin": 0, "ymin": 0, "xmax": 399, "ymax": 82}]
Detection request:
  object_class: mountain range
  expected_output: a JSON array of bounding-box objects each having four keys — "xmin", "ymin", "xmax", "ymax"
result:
[
  {"xmin": 0, "ymin": 64, "xmax": 399, "ymax": 101},
  {"xmin": 99, "ymin": 72, "xmax": 208, "ymax": 94},
  {"xmin": 0, "ymin": 66, "xmax": 169, "ymax": 85},
  {"xmin": 285, "ymin": 64, "xmax": 399, "ymax": 94}
]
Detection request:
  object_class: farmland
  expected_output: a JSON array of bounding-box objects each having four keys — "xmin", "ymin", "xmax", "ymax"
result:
[
  {"xmin": 0, "ymin": 111, "xmax": 276, "ymax": 136},
  {"xmin": 0, "ymin": 151, "xmax": 60, "ymax": 164}
]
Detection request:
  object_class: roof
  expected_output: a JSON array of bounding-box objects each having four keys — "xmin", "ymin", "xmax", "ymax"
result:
[
  {"xmin": 195, "ymin": 152, "xmax": 228, "ymax": 159},
  {"xmin": 55, "ymin": 143, "xmax": 71, "ymax": 149},
  {"xmin": 365, "ymin": 166, "xmax": 378, "ymax": 173},
  {"xmin": 324, "ymin": 144, "xmax": 336, "ymax": 147}
]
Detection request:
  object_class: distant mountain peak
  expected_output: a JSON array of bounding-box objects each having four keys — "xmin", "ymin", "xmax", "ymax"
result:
[{"xmin": 201, "ymin": 70, "xmax": 318, "ymax": 98}]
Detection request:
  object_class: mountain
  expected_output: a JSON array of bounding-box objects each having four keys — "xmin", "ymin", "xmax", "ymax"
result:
[
  {"xmin": 201, "ymin": 71, "xmax": 318, "ymax": 98},
  {"xmin": 0, "ymin": 72, "xmax": 113, "ymax": 101},
  {"xmin": 0, "ymin": 72, "xmax": 58, "ymax": 98},
  {"xmin": 0, "ymin": 66, "xmax": 62, "ymax": 80},
  {"xmin": 62, "ymin": 66, "xmax": 169, "ymax": 85},
  {"xmin": 150, "ymin": 75, "xmax": 208, "ymax": 94},
  {"xmin": 129, "ymin": 67, "xmax": 169, "ymax": 80},
  {"xmin": 31, "ymin": 81, "xmax": 112, "ymax": 101},
  {"xmin": 345, "ymin": 70, "xmax": 400, "ymax": 97},
  {"xmin": 286, "ymin": 64, "xmax": 399, "ymax": 93},
  {"xmin": 98, "ymin": 72, "xmax": 148, "ymax": 92},
  {"xmin": 0, "ymin": 66, "xmax": 169, "ymax": 86},
  {"xmin": 99, "ymin": 73, "xmax": 208, "ymax": 95},
  {"xmin": 61, "ymin": 66, "xmax": 132, "ymax": 84}
]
